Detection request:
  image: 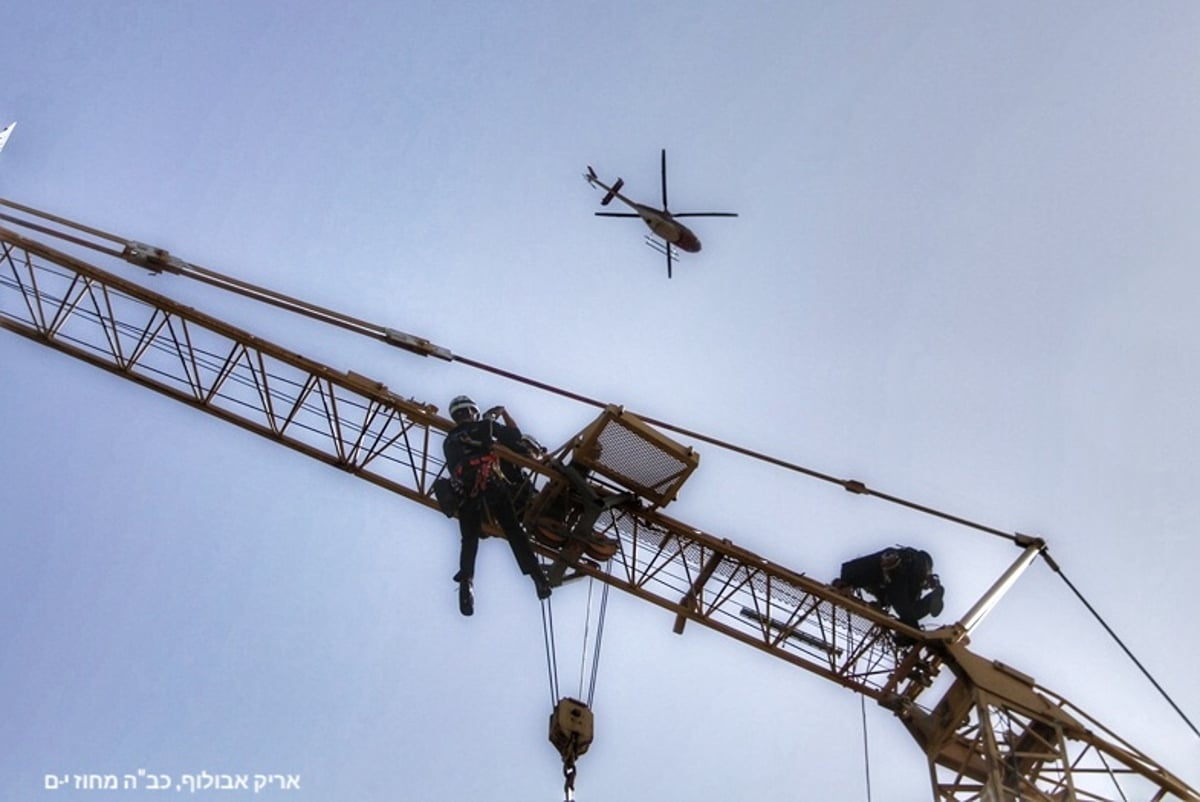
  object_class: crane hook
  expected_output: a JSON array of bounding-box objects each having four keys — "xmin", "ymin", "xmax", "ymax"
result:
[
  {"xmin": 562, "ymin": 752, "xmax": 577, "ymax": 801},
  {"xmin": 549, "ymin": 698, "xmax": 593, "ymax": 801}
]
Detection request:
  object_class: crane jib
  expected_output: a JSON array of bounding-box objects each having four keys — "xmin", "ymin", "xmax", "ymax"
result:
[{"xmin": 1, "ymin": 207, "xmax": 1196, "ymax": 802}]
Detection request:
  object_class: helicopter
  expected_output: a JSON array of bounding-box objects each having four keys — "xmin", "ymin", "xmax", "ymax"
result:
[{"xmin": 584, "ymin": 149, "xmax": 737, "ymax": 278}]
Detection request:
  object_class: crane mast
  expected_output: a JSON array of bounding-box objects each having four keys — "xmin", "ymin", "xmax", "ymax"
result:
[{"xmin": 1, "ymin": 204, "xmax": 1196, "ymax": 802}]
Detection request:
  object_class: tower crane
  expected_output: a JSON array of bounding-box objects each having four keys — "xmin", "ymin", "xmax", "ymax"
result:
[{"xmin": 1, "ymin": 198, "xmax": 1196, "ymax": 802}]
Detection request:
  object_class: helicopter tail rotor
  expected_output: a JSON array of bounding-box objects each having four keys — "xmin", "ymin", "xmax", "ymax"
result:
[{"xmin": 600, "ymin": 178, "xmax": 624, "ymax": 206}]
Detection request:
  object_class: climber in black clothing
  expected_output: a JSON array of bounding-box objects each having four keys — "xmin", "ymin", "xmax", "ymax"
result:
[
  {"xmin": 442, "ymin": 395, "xmax": 551, "ymax": 616},
  {"xmin": 833, "ymin": 546, "xmax": 944, "ymax": 629}
]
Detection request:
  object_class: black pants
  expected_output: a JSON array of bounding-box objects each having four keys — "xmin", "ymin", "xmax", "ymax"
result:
[{"xmin": 457, "ymin": 483, "xmax": 541, "ymax": 581}]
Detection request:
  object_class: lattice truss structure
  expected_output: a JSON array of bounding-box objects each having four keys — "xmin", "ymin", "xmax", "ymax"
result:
[
  {"xmin": 0, "ymin": 229, "xmax": 447, "ymax": 507},
  {"xmin": 896, "ymin": 644, "xmax": 1198, "ymax": 801},
  {"xmin": 0, "ymin": 225, "xmax": 924, "ymax": 701},
  {"xmin": 934, "ymin": 701, "xmax": 1172, "ymax": 801},
  {"xmin": 2, "ymin": 222, "xmax": 1195, "ymax": 802},
  {"xmin": 528, "ymin": 426, "xmax": 923, "ymax": 697}
]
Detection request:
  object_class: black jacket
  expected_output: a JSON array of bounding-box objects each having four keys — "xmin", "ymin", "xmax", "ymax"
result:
[
  {"xmin": 443, "ymin": 418, "xmax": 529, "ymax": 495},
  {"xmin": 840, "ymin": 547, "xmax": 943, "ymax": 628}
]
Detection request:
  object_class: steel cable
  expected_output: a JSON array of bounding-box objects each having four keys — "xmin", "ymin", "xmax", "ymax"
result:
[{"xmin": 1041, "ymin": 551, "xmax": 1200, "ymax": 740}]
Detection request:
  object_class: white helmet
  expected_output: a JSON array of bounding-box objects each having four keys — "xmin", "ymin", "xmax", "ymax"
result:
[{"xmin": 449, "ymin": 395, "xmax": 479, "ymax": 421}]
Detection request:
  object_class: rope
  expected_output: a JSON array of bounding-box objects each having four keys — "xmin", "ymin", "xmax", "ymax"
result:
[
  {"xmin": 540, "ymin": 591, "xmax": 560, "ymax": 708},
  {"xmin": 573, "ymin": 566, "xmax": 612, "ymax": 708},
  {"xmin": 587, "ymin": 566, "xmax": 611, "ymax": 708},
  {"xmin": 577, "ymin": 577, "xmax": 595, "ymax": 700},
  {"xmin": 860, "ymin": 695, "xmax": 873, "ymax": 802}
]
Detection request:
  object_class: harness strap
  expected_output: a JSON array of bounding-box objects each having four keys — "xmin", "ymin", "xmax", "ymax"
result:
[{"xmin": 454, "ymin": 454, "xmax": 499, "ymax": 496}]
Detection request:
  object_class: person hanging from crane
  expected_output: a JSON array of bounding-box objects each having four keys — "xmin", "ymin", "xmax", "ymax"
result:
[
  {"xmin": 442, "ymin": 395, "xmax": 552, "ymax": 616},
  {"xmin": 832, "ymin": 546, "xmax": 945, "ymax": 629}
]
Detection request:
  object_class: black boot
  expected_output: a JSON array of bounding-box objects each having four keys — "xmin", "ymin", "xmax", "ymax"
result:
[{"xmin": 458, "ymin": 578, "xmax": 474, "ymax": 616}]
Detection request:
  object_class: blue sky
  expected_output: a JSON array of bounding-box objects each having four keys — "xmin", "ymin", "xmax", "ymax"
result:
[{"xmin": 2, "ymin": 2, "xmax": 1198, "ymax": 799}]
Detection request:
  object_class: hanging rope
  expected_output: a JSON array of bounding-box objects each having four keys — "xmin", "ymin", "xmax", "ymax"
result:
[
  {"xmin": 574, "ymin": 565, "xmax": 613, "ymax": 707},
  {"xmin": 859, "ymin": 695, "xmax": 873, "ymax": 802},
  {"xmin": 540, "ymin": 589, "xmax": 560, "ymax": 709},
  {"xmin": 587, "ymin": 567, "xmax": 612, "ymax": 708},
  {"xmin": 577, "ymin": 577, "xmax": 595, "ymax": 701},
  {"xmin": 540, "ymin": 563, "xmax": 610, "ymax": 802}
]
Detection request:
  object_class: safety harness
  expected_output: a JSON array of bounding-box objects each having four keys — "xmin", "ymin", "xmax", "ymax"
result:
[{"xmin": 454, "ymin": 453, "xmax": 499, "ymax": 497}]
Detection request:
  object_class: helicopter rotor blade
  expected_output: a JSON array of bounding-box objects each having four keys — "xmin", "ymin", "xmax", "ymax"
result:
[
  {"xmin": 661, "ymin": 148, "xmax": 669, "ymax": 210},
  {"xmin": 671, "ymin": 212, "xmax": 739, "ymax": 218},
  {"xmin": 594, "ymin": 212, "xmax": 641, "ymax": 218}
]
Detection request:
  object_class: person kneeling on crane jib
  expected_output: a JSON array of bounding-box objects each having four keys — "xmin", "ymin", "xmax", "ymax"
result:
[{"xmin": 832, "ymin": 546, "xmax": 945, "ymax": 630}]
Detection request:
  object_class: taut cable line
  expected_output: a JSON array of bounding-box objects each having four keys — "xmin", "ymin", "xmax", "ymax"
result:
[{"xmin": 0, "ymin": 199, "xmax": 1021, "ymax": 544}]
